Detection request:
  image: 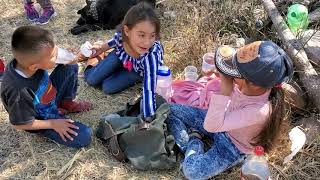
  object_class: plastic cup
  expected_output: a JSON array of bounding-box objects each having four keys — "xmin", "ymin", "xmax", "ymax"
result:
[
  {"xmin": 202, "ymin": 52, "xmax": 216, "ymax": 75},
  {"xmin": 80, "ymin": 41, "xmax": 94, "ymax": 57},
  {"xmin": 56, "ymin": 48, "xmax": 76, "ymax": 64},
  {"xmin": 184, "ymin": 65, "xmax": 197, "ymax": 73},
  {"xmin": 185, "ymin": 72, "xmax": 198, "ymax": 81}
]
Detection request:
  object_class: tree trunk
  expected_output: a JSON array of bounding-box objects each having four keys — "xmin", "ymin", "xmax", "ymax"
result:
[
  {"xmin": 309, "ymin": 8, "xmax": 320, "ymax": 24},
  {"xmin": 262, "ymin": 0, "xmax": 320, "ymax": 111},
  {"xmin": 301, "ymin": 30, "xmax": 320, "ymax": 65}
]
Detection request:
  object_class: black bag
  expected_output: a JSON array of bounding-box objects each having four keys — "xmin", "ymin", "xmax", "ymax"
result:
[
  {"xmin": 70, "ymin": 0, "xmax": 156, "ymax": 35},
  {"xmin": 96, "ymin": 96, "xmax": 176, "ymax": 170}
]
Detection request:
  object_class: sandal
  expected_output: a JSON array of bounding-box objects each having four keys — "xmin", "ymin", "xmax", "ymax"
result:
[{"xmin": 58, "ymin": 100, "xmax": 93, "ymax": 113}]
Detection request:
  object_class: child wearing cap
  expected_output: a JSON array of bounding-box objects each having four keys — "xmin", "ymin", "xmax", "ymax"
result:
[
  {"xmin": 1, "ymin": 26, "xmax": 93, "ymax": 148},
  {"xmin": 166, "ymin": 41, "xmax": 293, "ymax": 179}
]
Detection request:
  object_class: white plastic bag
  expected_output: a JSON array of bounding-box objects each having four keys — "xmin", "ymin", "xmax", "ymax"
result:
[{"xmin": 283, "ymin": 126, "xmax": 306, "ymax": 164}]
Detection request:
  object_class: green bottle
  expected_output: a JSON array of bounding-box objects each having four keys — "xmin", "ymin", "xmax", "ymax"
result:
[{"xmin": 287, "ymin": 4, "xmax": 309, "ymax": 35}]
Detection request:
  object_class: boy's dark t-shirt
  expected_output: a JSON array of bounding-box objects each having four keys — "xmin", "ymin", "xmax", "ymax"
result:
[{"xmin": 1, "ymin": 59, "xmax": 61, "ymax": 125}]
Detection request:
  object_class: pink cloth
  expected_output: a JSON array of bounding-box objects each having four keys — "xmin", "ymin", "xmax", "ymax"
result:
[
  {"xmin": 204, "ymin": 88, "xmax": 271, "ymax": 154},
  {"xmin": 170, "ymin": 76, "xmax": 220, "ymax": 109}
]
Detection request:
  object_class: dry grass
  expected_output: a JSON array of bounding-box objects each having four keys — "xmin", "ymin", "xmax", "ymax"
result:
[{"xmin": 0, "ymin": 0, "xmax": 319, "ymax": 179}]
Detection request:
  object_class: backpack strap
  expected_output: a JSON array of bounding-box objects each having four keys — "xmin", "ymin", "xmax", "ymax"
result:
[
  {"xmin": 108, "ymin": 136, "xmax": 126, "ymax": 161},
  {"xmin": 96, "ymin": 120, "xmax": 127, "ymax": 161}
]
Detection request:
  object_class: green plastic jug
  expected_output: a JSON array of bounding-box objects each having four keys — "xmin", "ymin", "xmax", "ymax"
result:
[{"xmin": 287, "ymin": 4, "xmax": 309, "ymax": 34}]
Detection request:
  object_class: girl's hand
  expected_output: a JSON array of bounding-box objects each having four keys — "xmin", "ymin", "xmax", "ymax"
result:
[
  {"xmin": 90, "ymin": 43, "xmax": 108, "ymax": 58},
  {"xmin": 219, "ymin": 72, "xmax": 234, "ymax": 96}
]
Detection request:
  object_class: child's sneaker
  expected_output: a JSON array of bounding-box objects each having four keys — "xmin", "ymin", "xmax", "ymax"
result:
[
  {"xmin": 36, "ymin": 7, "xmax": 57, "ymax": 25},
  {"xmin": 24, "ymin": 3, "xmax": 39, "ymax": 22},
  {"xmin": 58, "ymin": 100, "xmax": 93, "ymax": 113}
]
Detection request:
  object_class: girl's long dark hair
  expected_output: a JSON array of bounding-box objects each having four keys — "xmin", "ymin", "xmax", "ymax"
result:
[
  {"xmin": 118, "ymin": 2, "xmax": 160, "ymax": 42},
  {"xmin": 251, "ymin": 87, "xmax": 289, "ymax": 152}
]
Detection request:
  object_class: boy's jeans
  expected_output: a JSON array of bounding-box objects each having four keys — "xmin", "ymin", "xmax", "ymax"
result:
[
  {"xmin": 166, "ymin": 104, "xmax": 245, "ymax": 180},
  {"xmin": 84, "ymin": 50, "xmax": 142, "ymax": 94},
  {"xmin": 36, "ymin": 64, "xmax": 92, "ymax": 148}
]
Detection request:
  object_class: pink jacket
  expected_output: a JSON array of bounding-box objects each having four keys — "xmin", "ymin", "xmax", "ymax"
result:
[
  {"xmin": 171, "ymin": 76, "xmax": 220, "ymax": 109},
  {"xmin": 204, "ymin": 88, "xmax": 271, "ymax": 154},
  {"xmin": 171, "ymin": 77, "xmax": 271, "ymax": 154}
]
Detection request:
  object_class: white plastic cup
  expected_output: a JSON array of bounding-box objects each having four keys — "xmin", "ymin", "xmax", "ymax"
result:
[
  {"xmin": 80, "ymin": 41, "xmax": 94, "ymax": 57},
  {"xmin": 56, "ymin": 48, "xmax": 76, "ymax": 64},
  {"xmin": 184, "ymin": 65, "xmax": 198, "ymax": 81},
  {"xmin": 202, "ymin": 52, "xmax": 216, "ymax": 74},
  {"xmin": 184, "ymin": 65, "xmax": 197, "ymax": 73},
  {"xmin": 185, "ymin": 72, "xmax": 198, "ymax": 81}
]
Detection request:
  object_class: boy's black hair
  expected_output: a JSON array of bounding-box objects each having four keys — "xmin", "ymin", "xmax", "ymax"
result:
[{"xmin": 11, "ymin": 25, "xmax": 55, "ymax": 54}]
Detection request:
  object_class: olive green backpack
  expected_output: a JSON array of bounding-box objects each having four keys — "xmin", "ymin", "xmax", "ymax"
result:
[{"xmin": 96, "ymin": 96, "xmax": 177, "ymax": 170}]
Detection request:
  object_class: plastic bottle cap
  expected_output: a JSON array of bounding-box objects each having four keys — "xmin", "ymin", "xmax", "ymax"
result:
[
  {"xmin": 157, "ymin": 66, "xmax": 171, "ymax": 76},
  {"xmin": 254, "ymin": 146, "xmax": 265, "ymax": 156}
]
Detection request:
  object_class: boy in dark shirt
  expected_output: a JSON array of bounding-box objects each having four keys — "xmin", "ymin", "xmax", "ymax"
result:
[{"xmin": 1, "ymin": 25, "xmax": 93, "ymax": 148}]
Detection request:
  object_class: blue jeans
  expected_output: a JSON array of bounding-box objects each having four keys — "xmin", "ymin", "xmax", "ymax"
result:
[
  {"xmin": 35, "ymin": 64, "xmax": 92, "ymax": 148},
  {"xmin": 84, "ymin": 50, "xmax": 142, "ymax": 94},
  {"xmin": 51, "ymin": 64, "xmax": 78, "ymax": 103},
  {"xmin": 167, "ymin": 104, "xmax": 245, "ymax": 180}
]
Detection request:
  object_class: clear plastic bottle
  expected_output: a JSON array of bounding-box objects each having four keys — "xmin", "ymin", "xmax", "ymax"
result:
[
  {"xmin": 287, "ymin": 4, "xmax": 309, "ymax": 35},
  {"xmin": 156, "ymin": 66, "xmax": 172, "ymax": 102},
  {"xmin": 241, "ymin": 146, "xmax": 271, "ymax": 180}
]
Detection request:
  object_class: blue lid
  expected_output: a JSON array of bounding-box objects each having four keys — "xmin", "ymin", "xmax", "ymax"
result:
[{"xmin": 157, "ymin": 66, "xmax": 171, "ymax": 76}]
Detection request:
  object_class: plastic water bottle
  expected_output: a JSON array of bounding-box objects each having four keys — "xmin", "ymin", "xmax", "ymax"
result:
[
  {"xmin": 156, "ymin": 66, "xmax": 172, "ymax": 102},
  {"xmin": 56, "ymin": 48, "xmax": 76, "ymax": 64},
  {"xmin": 287, "ymin": 4, "xmax": 309, "ymax": 35},
  {"xmin": 241, "ymin": 146, "xmax": 271, "ymax": 180}
]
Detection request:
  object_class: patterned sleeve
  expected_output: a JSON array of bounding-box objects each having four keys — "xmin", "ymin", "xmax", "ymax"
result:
[
  {"xmin": 142, "ymin": 42, "xmax": 164, "ymax": 118},
  {"xmin": 156, "ymin": 42, "xmax": 164, "ymax": 65},
  {"xmin": 106, "ymin": 32, "xmax": 121, "ymax": 48}
]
